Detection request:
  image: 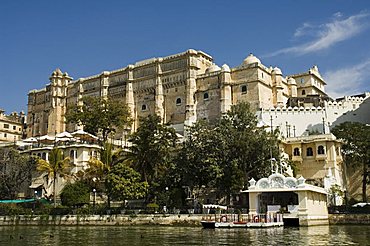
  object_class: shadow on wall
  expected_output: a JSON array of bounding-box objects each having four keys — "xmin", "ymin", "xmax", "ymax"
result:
[
  {"xmin": 331, "ymin": 97, "xmax": 370, "ymax": 128},
  {"xmin": 346, "ymin": 165, "xmax": 370, "ymax": 202}
]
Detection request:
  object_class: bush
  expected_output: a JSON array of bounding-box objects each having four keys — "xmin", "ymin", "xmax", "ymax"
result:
[
  {"xmin": 60, "ymin": 181, "xmax": 90, "ymax": 208},
  {"xmin": 146, "ymin": 203, "xmax": 159, "ymax": 213}
]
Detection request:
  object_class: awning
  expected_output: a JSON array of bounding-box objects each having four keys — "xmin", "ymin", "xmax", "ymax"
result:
[
  {"xmin": 202, "ymin": 204, "xmax": 227, "ymax": 210},
  {"xmin": 29, "ymin": 183, "xmax": 43, "ymax": 189},
  {"xmin": 0, "ymin": 199, "xmax": 36, "ymax": 203}
]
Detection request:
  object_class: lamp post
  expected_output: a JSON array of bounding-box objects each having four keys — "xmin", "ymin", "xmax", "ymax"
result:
[
  {"xmin": 93, "ymin": 188, "xmax": 96, "ymax": 211},
  {"xmin": 165, "ymin": 186, "xmax": 169, "ymax": 213}
]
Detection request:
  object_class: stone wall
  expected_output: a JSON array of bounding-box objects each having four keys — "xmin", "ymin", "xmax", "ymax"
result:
[
  {"xmin": 0, "ymin": 214, "xmax": 204, "ymax": 226},
  {"xmin": 329, "ymin": 214, "xmax": 370, "ymax": 225}
]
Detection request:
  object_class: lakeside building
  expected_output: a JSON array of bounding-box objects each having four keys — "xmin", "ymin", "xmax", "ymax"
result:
[
  {"xmin": 0, "ymin": 109, "xmax": 25, "ymax": 144},
  {"xmin": 23, "ymin": 49, "xmax": 368, "ymax": 203},
  {"xmin": 26, "ymin": 49, "xmax": 328, "ymax": 138},
  {"xmin": 20, "ymin": 131, "xmax": 101, "ymax": 200}
]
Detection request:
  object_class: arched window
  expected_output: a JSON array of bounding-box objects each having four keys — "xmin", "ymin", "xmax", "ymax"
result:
[
  {"xmin": 176, "ymin": 98, "xmax": 182, "ymax": 105},
  {"xmin": 141, "ymin": 104, "xmax": 147, "ymax": 111},
  {"xmin": 42, "ymin": 152, "xmax": 47, "ymax": 160},
  {"xmin": 293, "ymin": 148, "xmax": 300, "ymax": 156},
  {"xmin": 302, "ymin": 90, "xmax": 306, "ymax": 96},
  {"xmin": 318, "ymin": 145, "xmax": 325, "ymax": 155},
  {"xmin": 203, "ymin": 92, "xmax": 209, "ymax": 100},
  {"xmin": 306, "ymin": 147, "xmax": 313, "ymax": 156},
  {"xmin": 241, "ymin": 85, "xmax": 247, "ymax": 94}
]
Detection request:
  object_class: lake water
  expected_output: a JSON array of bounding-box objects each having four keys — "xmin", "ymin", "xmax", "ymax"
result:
[{"xmin": 0, "ymin": 225, "xmax": 369, "ymax": 245}]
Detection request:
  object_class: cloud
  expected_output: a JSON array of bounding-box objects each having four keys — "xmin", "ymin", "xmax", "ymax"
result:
[
  {"xmin": 266, "ymin": 12, "xmax": 369, "ymax": 57},
  {"xmin": 324, "ymin": 59, "xmax": 370, "ymax": 98}
]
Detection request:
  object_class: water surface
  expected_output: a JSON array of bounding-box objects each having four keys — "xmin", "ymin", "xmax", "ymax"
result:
[{"xmin": 0, "ymin": 225, "xmax": 368, "ymax": 245}]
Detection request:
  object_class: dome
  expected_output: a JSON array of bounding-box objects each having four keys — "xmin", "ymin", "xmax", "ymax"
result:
[
  {"xmin": 205, "ymin": 64, "xmax": 221, "ymax": 74},
  {"xmin": 51, "ymin": 68, "xmax": 62, "ymax": 77},
  {"xmin": 221, "ymin": 64, "xmax": 231, "ymax": 72},
  {"xmin": 287, "ymin": 77, "xmax": 296, "ymax": 85},
  {"xmin": 272, "ymin": 67, "xmax": 282, "ymax": 75},
  {"xmin": 243, "ymin": 53, "xmax": 261, "ymax": 65}
]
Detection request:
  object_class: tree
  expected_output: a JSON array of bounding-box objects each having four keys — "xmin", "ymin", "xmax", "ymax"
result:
[
  {"xmin": 175, "ymin": 102, "xmax": 279, "ymax": 204},
  {"xmin": 36, "ymin": 147, "xmax": 71, "ymax": 207},
  {"xmin": 332, "ymin": 122, "xmax": 370, "ymax": 202},
  {"xmin": 217, "ymin": 102, "xmax": 279, "ymax": 196},
  {"xmin": 60, "ymin": 181, "xmax": 90, "ymax": 207},
  {"xmin": 105, "ymin": 162, "xmax": 148, "ymax": 202},
  {"xmin": 65, "ymin": 96, "xmax": 132, "ymax": 142},
  {"xmin": 0, "ymin": 147, "xmax": 37, "ymax": 199},
  {"xmin": 126, "ymin": 115, "xmax": 177, "ymax": 183},
  {"xmin": 175, "ymin": 120, "xmax": 224, "ymax": 193}
]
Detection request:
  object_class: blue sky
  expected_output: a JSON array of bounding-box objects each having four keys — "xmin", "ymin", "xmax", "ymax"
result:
[{"xmin": 1, "ymin": 0, "xmax": 369, "ymax": 113}]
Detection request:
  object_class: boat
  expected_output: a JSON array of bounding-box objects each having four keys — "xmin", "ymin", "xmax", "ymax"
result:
[{"xmin": 201, "ymin": 204, "xmax": 284, "ymax": 229}]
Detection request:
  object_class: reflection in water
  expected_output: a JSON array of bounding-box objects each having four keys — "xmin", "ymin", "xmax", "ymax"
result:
[{"xmin": 0, "ymin": 225, "xmax": 368, "ymax": 246}]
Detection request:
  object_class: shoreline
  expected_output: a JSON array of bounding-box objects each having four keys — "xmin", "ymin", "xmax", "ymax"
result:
[{"xmin": 0, "ymin": 214, "xmax": 369, "ymax": 226}]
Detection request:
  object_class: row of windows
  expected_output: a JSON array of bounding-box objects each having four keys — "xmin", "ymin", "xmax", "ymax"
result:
[
  {"xmin": 293, "ymin": 145, "xmax": 325, "ymax": 157},
  {"xmin": 140, "ymin": 84, "xmax": 249, "ymax": 111},
  {"xmin": 2, "ymin": 124, "xmax": 21, "ymax": 131},
  {"xmin": 141, "ymin": 98, "xmax": 183, "ymax": 111}
]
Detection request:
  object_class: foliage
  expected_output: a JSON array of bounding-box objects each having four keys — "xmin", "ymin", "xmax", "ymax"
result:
[
  {"xmin": 105, "ymin": 162, "xmax": 148, "ymax": 202},
  {"xmin": 65, "ymin": 96, "xmax": 132, "ymax": 142},
  {"xmin": 36, "ymin": 147, "xmax": 71, "ymax": 207},
  {"xmin": 125, "ymin": 115, "xmax": 177, "ymax": 201},
  {"xmin": 332, "ymin": 122, "xmax": 370, "ymax": 202},
  {"xmin": 0, "ymin": 147, "xmax": 37, "ymax": 199},
  {"xmin": 60, "ymin": 181, "xmax": 90, "ymax": 207},
  {"xmin": 176, "ymin": 102, "xmax": 280, "ymax": 203}
]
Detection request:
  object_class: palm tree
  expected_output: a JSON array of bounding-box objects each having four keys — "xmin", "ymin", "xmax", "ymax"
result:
[{"xmin": 37, "ymin": 147, "xmax": 70, "ymax": 207}]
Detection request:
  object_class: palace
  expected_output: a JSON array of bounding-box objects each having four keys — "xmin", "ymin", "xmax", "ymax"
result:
[
  {"xmin": 0, "ymin": 109, "xmax": 25, "ymax": 144},
  {"xmin": 27, "ymin": 49, "xmax": 328, "ymax": 138}
]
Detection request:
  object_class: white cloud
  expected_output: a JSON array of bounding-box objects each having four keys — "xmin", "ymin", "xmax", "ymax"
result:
[
  {"xmin": 266, "ymin": 12, "xmax": 369, "ymax": 57},
  {"xmin": 324, "ymin": 59, "xmax": 370, "ymax": 98}
]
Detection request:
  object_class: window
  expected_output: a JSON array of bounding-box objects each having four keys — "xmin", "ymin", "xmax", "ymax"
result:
[
  {"xmin": 293, "ymin": 148, "xmax": 300, "ymax": 156},
  {"xmin": 42, "ymin": 152, "xmax": 47, "ymax": 160},
  {"xmin": 4, "ymin": 124, "xmax": 9, "ymax": 129},
  {"xmin": 203, "ymin": 92, "xmax": 209, "ymax": 100},
  {"xmin": 4, "ymin": 133, "xmax": 7, "ymax": 138},
  {"xmin": 13, "ymin": 126, "xmax": 16, "ymax": 130},
  {"xmin": 141, "ymin": 104, "xmax": 147, "ymax": 111},
  {"xmin": 70, "ymin": 150, "xmax": 75, "ymax": 159},
  {"xmin": 318, "ymin": 145, "xmax": 325, "ymax": 155},
  {"xmin": 300, "ymin": 78, "xmax": 305, "ymax": 83},
  {"xmin": 306, "ymin": 147, "xmax": 313, "ymax": 156},
  {"xmin": 302, "ymin": 90, "xmax": 306, "ymax": 96},
  {"xmin": 241, "ymin": 85, "xmax": 247, "ymax": 94},
  {"xmin": 176, "ymin": 98, "xmax": 182, "ymax": 105}
]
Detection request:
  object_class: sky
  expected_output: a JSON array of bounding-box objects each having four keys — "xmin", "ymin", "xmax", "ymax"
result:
[{"xmin": 1, "ymin": 0, "xmax": 370, "ymax": 114}]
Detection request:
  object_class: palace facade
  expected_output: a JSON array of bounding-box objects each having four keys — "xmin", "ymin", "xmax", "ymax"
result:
[
  {"xmin": 27, "ymin": 49, "xmax": 327, "ymax": 138},
  {"xmin": 0, "ymin": 109, "xmax": 25, "ymax": 144}
]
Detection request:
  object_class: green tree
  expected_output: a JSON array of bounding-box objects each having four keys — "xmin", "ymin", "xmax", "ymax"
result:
[
  {"xmin": 217, "ymin": 102, "xmax": 279, "ymax": 196},
  {"xmin": 332, "ymin": 122, "xmax": 370, "ymax": 202},
  {"xmin": 60, "ymin": 181, "xmax": 90, "ymax": 207},
  {"xmin": 175, "ymin": 102, "xmax": 279, "ymax": 204},
  {"xmin": 0, "ymin": 147, "xmax": 37, "ymax": 199},
  {"xmin": 106, "ymin": 162, "xmax": 148, "ymax": 202},
  {"xmin": 36, "ymin": 147, "xmax": 71, "ymax": 207},
  {"xmin": 175, "ymin": 120, "xmax": 223, "ymax": 192},
  {"xmin": 65, "ymin": 96, "xmax": 132, "ymax": 142},
  {"xmin": 126, "ymin": 115, "xmax": 177, "ymax": 183}
]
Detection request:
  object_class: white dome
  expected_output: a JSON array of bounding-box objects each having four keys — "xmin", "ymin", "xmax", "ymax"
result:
[
  {"xmin": 243, "ymin": 53, "xmax": 261, "ymax": 65},
  {"xmin": 205, "ymin": 64, "xmax": 221, "ymax": 74},
  {"xmin": 272, "ymin": 67, "xmax": 282, "ymax": 75},
  {"xmin": 221, "ymin": 64, "xmax": 231, "ymax": 72},
  {"xmin": 287, "ymin": 77, "xmax": 296, "ymax": 85}
]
